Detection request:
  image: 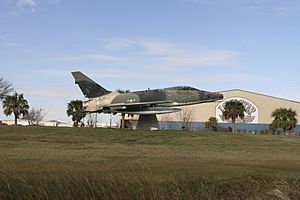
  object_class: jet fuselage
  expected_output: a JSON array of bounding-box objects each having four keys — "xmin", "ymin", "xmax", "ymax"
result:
[{"xmin": 84, "ymin": 86, "xmax": 223, "ymax": 114}]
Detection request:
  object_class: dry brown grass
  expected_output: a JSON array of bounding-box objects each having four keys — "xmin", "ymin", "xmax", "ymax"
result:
[{"xmin": 1, "ymin": 125, "xmax": 300, "ymax": 199}]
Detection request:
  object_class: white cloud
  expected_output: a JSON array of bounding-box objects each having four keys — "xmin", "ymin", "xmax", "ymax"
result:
[
  {"xmin": 4, "ymin": 42, "xmax": 17, "ymax": 47},
  {"xmin": 62, "ymin": 37, "xmax": 240, "ymax": 69},
  {"xmin": 23, "ymin": 86, "xmax": 78, "ymax": 98},
  {"xmin": 178, "ymin": 0, "xmax": 300, "ymax": 16},
  {"xmin": 0, "ymin": 34, "xmax": 17, "ymax": 47},
  {"xmin": 236, "ymin": 0, "xmax": 300, "ymax": 16},
  {"xmin": 9, "ymin": 0, "xmax": 60, "ymax": 12},
  {"xmin": 33, "ymin": 69, "xmax": 70, "ymax": 77},
  {"xmin": 154, "ymin": 49, "xmax": 239, "ymax": 68},
  {"xmin": 177, "ymin": 0, "xmax": 217, "ymax": 6},
  {"xmin": 100, "ymin": 37, "xmax": 240, "ymax": 69},
  {"xmin": 48, "ymin": 0, "xmax": 60, "ymax": 4},
  {"xmin": 58, "ymin": 37, "xmax": 244, "ymax": 89},
  {"xmin": 38, "ymin": 68, "xmax": 266, "ymax": 91},
  {"xmin": 90, "ymin": 68, "xmax": 152, "ymax": 79},
  {"xmin": 103, "ymin": 37, "xmax": 135, "ymax": 50},
  {"xmin": 16, "ymin": 0, "xmax": 39, "ymax": 8},
  {"xmin": 61, "ymin": 54, "xmax": 124, "ymax": 62},
  {"xmin": 0, "ymin": 34, "xmax": 7, "ymax": 41},
  {"xmin": 161, "ymin": 73, "xmax": 269, "ymax": 85}
]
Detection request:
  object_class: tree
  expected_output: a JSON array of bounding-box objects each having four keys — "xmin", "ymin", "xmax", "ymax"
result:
[
  {"xmin": 86, "ymin": 113, "xmax": 97, "ymax": 128},
  {"xmin": 24, "ymin": 108, "xmax": 46, "ymax": 126},
  {"xmin": 222, "ymin": 100, "xmax": 246, "ymax": 133},
  {"xmin": 0, "ymin": 78, "xmax": 14, "ymax": 100},
  {"xmin": 66, "ymin": 100, "xmax": 86, "ymax": 127},
  {"xmin": 205, "ymin": 117, "xmax": 218, "ymax": 132},
  {"xmin": 176, "ymin": 107, "xmax": 193, "ymax": 131},
  {"xmin": 270, "ymin": 108, "xmax": 297, "ymax": 133},
  {"xmin": 2, "ymin": 92, "xmax": 29, "ymax": 125}
]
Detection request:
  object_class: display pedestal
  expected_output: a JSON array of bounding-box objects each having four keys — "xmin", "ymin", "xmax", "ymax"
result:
[{"xmin": 136, "ymin": 114, "xmax": 159, "ymax": 130}]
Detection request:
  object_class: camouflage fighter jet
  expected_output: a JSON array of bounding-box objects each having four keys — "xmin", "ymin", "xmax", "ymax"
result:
[{"xmin": 71, "ymin": 71, "xmax": 223, "ymax": 115}]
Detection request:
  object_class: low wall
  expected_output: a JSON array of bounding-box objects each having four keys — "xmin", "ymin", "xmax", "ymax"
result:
[{"xmin": 159, "ymin": 121, "xmax": 300, "ymax": 133}]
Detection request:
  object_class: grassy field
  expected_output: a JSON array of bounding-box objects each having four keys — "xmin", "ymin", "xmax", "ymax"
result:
[{"xmin": 0, "ymin": 126, "xmax": 300, "ymax": 199}]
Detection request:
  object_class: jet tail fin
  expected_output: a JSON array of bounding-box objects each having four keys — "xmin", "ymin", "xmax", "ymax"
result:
[{"xmin": 71, "ymin": 71, "xmax": 111, "ymax": 98}]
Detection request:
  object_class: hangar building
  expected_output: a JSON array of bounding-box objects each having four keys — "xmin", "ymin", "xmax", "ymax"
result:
[{"xmin": 158, "ymin": 89, "xmax": 300, "ymax": 132}]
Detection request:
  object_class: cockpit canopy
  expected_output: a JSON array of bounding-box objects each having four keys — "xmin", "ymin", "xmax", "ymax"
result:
[{"xmin": 165, "ymin": 86, "xmax": 204, "ymax": 92}]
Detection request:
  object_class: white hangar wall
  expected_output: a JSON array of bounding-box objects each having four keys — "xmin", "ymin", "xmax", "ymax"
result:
[{"xmin": 158, "ymin": 89, "xmax": 300, "ymax": 125}]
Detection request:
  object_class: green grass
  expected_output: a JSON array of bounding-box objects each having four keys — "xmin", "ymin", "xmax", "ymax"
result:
[{"xmin": 1, "ymin": 125, "xmax": 300, "ymax": 199}]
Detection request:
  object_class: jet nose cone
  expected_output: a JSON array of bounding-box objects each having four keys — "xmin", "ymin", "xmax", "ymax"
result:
[{"xmin": 215, "ymin": 92, "xmax": 223, "ymax": 100}]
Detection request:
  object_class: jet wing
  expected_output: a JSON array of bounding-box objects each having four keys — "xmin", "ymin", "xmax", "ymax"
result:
[
  {"xmin": 106, "ymin": 100, "xmax": 173, "ymax": 108},
  {"xmin": 86, "ymin": 99, "xmax": 218, "ymax": 114},
  {"xmin": 164, "ymin": 98, "xmax": 223, "ymax": 107},
  {"xmin": 100, "ymin": 101, "xmax": 181, "ymax": 115},
  {"xmin": 117, "ymin": 107, "xmax": 182, "ymax": 115}
]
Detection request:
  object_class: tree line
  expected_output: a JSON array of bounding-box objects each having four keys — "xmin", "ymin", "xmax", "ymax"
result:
[
  {"xmin": 205, "ymin": 100, "xmax": 297, "ymax": 133},
  {"xmin": 68, "ymin": 98, "xmax": 298, "ymax": 133},
  {"xmin": 0, "ymin": 78, "xmax": 45, "ymax": 125},
  {"xmin": 0, "ymin": 77, "xmax": 85, "ymax": 126},
  {"xmin": 1, "ymin": 77, "xmax": 298, "ymax": 131}
]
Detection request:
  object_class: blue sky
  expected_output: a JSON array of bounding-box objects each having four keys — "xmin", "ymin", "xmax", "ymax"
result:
[{"xmin": 1, "ymin": 0, "xmax": 300, "ymax": 122}]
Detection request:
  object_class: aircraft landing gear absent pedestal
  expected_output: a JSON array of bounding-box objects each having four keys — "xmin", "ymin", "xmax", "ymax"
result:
[{"xmin": 136, "ymin": 114, "xmax": 160, "ymax": 130}]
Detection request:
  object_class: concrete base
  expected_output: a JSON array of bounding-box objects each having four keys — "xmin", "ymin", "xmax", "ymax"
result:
[{"xmin": 136, "ymin": 114, "xmax": 160, "ymax": 131}]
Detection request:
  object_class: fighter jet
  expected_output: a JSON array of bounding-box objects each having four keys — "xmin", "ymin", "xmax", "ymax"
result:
[{"xmin": 71, "ymin": 71, "xmax": 223, "ymax": 115}]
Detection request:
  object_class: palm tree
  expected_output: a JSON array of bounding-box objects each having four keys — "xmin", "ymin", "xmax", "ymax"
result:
[
  {"xmin": 205, "ymin": 117, "xmax": 218, "ymax": 132},
  {"xmin": 66, "ymin": 100, "xmax": 86, "ymax": 127},
  {"xmin": 270, "ymin": 108, "xmax": 297, "ymax": 133},
  {"xmin": 222, "ymin": 100, "xmax": 245, "ymax": 133},
  {"xmin": 0, "ymin": 77, "xmax": 14, "ymax": 100},
  {"xmin": 2, "ymin": 92, "xmax": 29, "ymax": 125}
]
